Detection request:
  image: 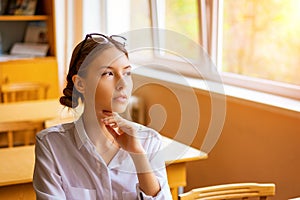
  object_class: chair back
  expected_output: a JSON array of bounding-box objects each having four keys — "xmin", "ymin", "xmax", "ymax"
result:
[
  {"xmin": 0, "ymin": 82, "xmax": 49, "ymax": 103},
  {"xmin": 179, "ymin": 182, "xmax": 275, "ymax": 200},
  {"xmin": 0, "ymin": 121, "xmax": 44, "ymax": 147}
]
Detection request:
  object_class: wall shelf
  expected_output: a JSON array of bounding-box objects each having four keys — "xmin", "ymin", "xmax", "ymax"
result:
[{"xmin": 0, "ymin": 15, "xmax": 48, "ymax": 21}]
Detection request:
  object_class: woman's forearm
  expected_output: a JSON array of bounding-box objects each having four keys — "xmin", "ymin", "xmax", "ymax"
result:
[{"xmin": 130, "ymin": 152, "xmax": 161, "ymax": 197}]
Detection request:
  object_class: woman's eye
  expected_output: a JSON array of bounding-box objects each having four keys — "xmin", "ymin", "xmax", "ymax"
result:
[
  {"xmin": 124, "ymin": 71, "xmax": 131, "ymax": 76},
  {"xmin": 102, "ymin": 71, "xmax": 114, "ymax": 77}
]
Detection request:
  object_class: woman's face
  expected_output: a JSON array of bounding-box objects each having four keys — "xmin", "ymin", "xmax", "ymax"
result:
[{"xmin": 83, "ymin": 47, "xmax": 133, "ymax": 118}]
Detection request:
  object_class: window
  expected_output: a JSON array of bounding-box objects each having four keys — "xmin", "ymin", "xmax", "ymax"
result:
[
  {"xmin": 222, "ymin": 0, "xmax": 300, "ymax": 86},
  {"xmin": 106, "ymin": 0, "xmax": 151, "ymax": 34},
  {"xmin": 151, "ymin": 0, "xmax": 300, "ymax": 100},
  {"xmin": 106, "ymin": 0, "xmax": 153, "ymax": 60},
  {"xmin": 162, "ymin": 0, "xmax": 199, "ymax": 43},
  {"xmin": 104, "ymin": 0, "xmax": 300, "ymax": 100},
  {"xmin": 154, "ymin": 0, "xmax": 201, "ymax": 60}
]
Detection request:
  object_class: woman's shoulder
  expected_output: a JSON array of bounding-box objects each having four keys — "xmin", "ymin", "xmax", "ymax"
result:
[{"xmin": 36, "ymin": 122, "xmax": 75, "ymax": 140}]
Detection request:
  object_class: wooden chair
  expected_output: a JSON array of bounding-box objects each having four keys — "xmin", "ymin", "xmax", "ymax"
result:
[
  {"xmin": 0, "ymin": 82, "xmax": 49, "ymax": 103},
  {"xmin": 178, "ymin": 183, "xmax": 275, "ymax": 200},
  {"xmin": 0, "ymin": 121, "xmax": 44, "ymax": 148}
]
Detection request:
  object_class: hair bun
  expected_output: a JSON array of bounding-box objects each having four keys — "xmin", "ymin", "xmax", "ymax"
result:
[{"xmin": 63, "ymin": 87, "xmax": 73, "ymax": 97}]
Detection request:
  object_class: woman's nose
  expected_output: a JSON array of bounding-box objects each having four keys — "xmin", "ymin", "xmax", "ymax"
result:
[{"xmin": 116, "ymin": 76, "xmax": 127, "ymax": 91}]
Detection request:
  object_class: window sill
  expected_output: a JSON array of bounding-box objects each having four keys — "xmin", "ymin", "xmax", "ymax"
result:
[{"xmin": 132, "ymin": 66, "xmax": 300, "ymax": 116}]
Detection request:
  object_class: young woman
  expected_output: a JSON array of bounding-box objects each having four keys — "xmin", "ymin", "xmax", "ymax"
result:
[{"xmin": 33, "ymin": 33, "xmax": 172, "ymax": 200}]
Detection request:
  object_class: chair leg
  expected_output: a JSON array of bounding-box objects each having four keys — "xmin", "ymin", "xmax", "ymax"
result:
[{"xmin": 7, "ymin": 131, "xmax": 13, "ymax": 147}]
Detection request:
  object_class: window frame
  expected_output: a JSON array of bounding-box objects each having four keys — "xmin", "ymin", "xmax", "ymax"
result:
[{"xmin": 146, "ymin": 0, "xmax": 300, "ymax": 101}]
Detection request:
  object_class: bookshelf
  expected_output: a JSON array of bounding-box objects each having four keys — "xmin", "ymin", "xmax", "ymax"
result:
[{"xmin": 0, "ymin": 0, "xmax": 59, "ymax": 99}]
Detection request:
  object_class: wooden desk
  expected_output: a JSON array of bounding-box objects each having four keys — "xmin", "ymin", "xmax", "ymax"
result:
[
  {"xmin": 0, "ymin": 99, "xmax": 207, "ymax": 199},
  {"xmin": 162, "ymin": 137, "xmax": 207, "ymax": 199},
  {"xmin": 0, "ymin": 99, "xmax": 75, "ymax": 147},
  {"xmin": 0, "ymin": 99, "xmax": 75, "ymax": 124},
  {"xmin": 0, "ymin": 146, "xmax": 35, "ymax": 200}
]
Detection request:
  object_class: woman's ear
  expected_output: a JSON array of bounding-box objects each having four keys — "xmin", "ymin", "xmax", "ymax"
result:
[{"xmin": 72, "ymin": 75, "xmax": 86, "ymax": 94}]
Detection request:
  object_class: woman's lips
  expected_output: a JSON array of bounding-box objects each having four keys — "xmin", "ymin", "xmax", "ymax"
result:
[{"xmin": 113, "ymin": 95, "xmax": 128, "ymax": 103}]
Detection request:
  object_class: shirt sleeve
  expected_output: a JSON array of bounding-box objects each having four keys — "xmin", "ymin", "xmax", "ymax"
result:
[
  {"xmin": 33, "ymin": 132, "xmax": 67, "ymax": 200},
  {"xmin": 135, "ymin": 128, "xmax": 173, "ymax": 200},
  {"xmin": 136, "ymin": 177, "xmax": 172, "ymax": 200}
]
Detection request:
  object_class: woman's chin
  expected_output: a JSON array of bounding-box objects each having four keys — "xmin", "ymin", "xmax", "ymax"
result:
[{"xmin": 112, "ymin": 104, "xmax": 128, "ymax": 114}]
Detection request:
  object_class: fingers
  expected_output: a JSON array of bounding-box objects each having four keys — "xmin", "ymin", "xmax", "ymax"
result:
[
  {"xmin": 102, "ymin": 113, "xmax": 124, "ymax": 126},
  {"xmin": 102, "ymin": 113, "xmax": 136, "ymax": 136},
  {"xmin": 102, "ymin": 114, "xmax": 124, "ymax": 136},
  {"xmin": 105, "ymin": 125, "xmax": 118, "ymax": 138},
  {"xmin": 105, "ymin": 124, "xmax": 125, "ymax": 138},
  {"xmin": 102, "ymin": 112, "xmax": 118, "ymax": 122},
  {"xmin": 102, "ymin": 113, "xmax": 144, "ymax": 153}
]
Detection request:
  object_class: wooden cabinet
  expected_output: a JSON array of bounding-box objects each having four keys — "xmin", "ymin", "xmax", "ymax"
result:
[{"xmin": 0, "ymin": 0, "xmax": 59, "ymax": 99}]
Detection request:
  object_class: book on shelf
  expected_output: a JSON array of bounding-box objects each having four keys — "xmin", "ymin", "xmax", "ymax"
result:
[
  {"xmin": 10, "ymin": 42, "xmax": 49, "ymax": 57},
  {"xmin": 0, "ymin": 0, "xmax": 8, "ymax": 15},
  {"xmin": 1, "ymin": 21, "xmax": 49, "ymax": 59},
  {"xmin": 24, "ymin": 21, "xmax": 48, "ymax": 43},
  {"xmin": 5, "ymin": 0, "xmax": 38, "ymax": 15}
]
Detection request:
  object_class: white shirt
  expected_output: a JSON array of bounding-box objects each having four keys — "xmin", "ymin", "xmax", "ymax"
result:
[{"xmin": 33, "ymin": 117, "xmax": 172, "ymax": 200}]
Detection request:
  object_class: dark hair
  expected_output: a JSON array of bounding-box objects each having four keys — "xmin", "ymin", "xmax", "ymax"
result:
[{"xmin": 59, "ymin": 36, "xmax": 128, "ymax": 108}]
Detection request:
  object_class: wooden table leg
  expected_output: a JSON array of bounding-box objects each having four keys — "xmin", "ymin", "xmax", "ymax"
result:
[{"xmin": 166, "ymin": 162, "xmax": 187, "ymax": 200}]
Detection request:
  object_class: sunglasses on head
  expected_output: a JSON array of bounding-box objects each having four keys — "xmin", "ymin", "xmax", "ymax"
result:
[{"xmin": 72, "ymin": 33, "xmax": 127, "ymax": 70}]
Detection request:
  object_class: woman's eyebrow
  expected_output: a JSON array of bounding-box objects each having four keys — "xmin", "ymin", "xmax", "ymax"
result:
[
  {"xmin": 97, "ymin": 66, "xmax": 111, "ymax": 71},
  {"xmin": 124, "ymin": 65, "xmax": 132, "ymax": 70},
  {"xmin": 97, "ymin": 65, "xmax": 131, "ymax": 71}
]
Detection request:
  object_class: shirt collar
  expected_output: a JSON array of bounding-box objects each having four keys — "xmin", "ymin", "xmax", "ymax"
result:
[{"xmin": 74, "ymin": 116, "xmax": 89, "ymax": 149}]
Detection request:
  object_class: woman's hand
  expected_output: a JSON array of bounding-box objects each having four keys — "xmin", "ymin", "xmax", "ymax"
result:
[
  {"xmin": 103, "ymin": 113, "xmax": 161, "ymax": 197},
  {"xmin": 102, "ymin": 113, "xmax": 144, "ymax": 154}
]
